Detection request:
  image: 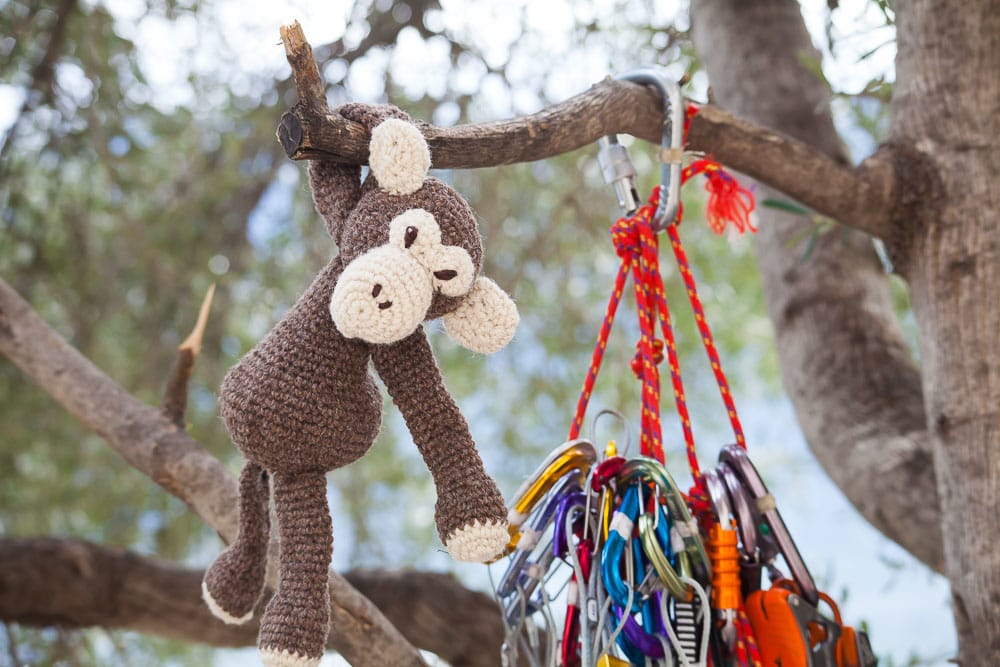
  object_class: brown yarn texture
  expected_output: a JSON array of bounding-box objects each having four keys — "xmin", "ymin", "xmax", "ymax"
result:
[
  {"xmin": 203, "ymin": 461, "xmax": 270, "ymax": 620},
  {"xmin": 202, "ymin": 103, "xmax": 508, "ymax": 663}
]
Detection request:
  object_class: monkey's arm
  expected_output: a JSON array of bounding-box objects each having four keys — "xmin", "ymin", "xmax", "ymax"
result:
[
  {"xmin": 308, "ymin": 103, "xmax": 422, "ymax": 242},
  {"xmin": 308, "ymin": 160, "xmax": 361, "ymax": 242},
  {"xmin": 371, "ymin": 327, "xmax": 506, "ymax": 548}
]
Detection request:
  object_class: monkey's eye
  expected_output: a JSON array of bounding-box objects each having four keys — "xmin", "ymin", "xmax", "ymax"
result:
[{"xmin": 404, "ymin": 226, "xmax": 418, "ymax": 249}]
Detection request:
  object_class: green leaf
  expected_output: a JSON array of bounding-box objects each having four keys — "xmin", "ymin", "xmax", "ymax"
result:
[
  {"xmin": 762, "ymin": 198, "xmax": 811, "ymax": 216},
  {"xmin": 796, "ymin": 51, "xmax": 832, "ymax": 90}
]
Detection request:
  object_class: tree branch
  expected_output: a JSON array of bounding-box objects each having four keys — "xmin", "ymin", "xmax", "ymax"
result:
[
  {"xmin": 0, "ymin": 537, "xmax": 504, "ymax": 667},
  {"xmin": 161, "ymin": 284, "xmax": 215, "ymax": 427},
  {"xmin": 691, "ymin": 0, "xmax": 943, "ymax": 572},
  {"xmin": 0, "ymin": 277, "xmax": 425, "ymax": 666},
  {"xmin": 275, "ymin": 23, "xmax": 893, "ymax": 238}
]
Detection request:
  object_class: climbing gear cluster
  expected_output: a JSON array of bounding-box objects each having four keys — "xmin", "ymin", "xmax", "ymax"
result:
[{"xmin": 491, "ymin": 69, "xmax": 876, "ymax": 667}]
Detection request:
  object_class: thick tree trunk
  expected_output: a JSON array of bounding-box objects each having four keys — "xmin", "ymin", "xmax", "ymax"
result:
[
  {"xmin": 690, "ymin": 1, "xmax": 941, "ymax": 568},
  {"xmin": 890, "ymin": 1, "xmax": 1000, "ymax": 662},
  {"xmin": 694, "ymin": 1, "xmax": 999, "ymax": 663}
]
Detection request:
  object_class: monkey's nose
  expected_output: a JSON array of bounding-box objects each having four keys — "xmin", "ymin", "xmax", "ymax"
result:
[{"xmin": 371, "ymin": 283, "xmax": 383, "ymax": 298}]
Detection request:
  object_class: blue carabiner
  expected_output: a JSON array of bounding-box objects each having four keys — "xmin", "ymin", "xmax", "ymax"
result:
[{"xmin": 600, "ymin": 485, "xmax": 643, "ymax": 614}]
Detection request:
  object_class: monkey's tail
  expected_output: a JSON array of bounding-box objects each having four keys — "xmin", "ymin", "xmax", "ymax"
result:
[{"xmin": 202, "ymin": 460, "xmax": 271, "ymax": 625}]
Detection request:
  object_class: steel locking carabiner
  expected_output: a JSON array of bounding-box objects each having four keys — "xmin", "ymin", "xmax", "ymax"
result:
[{"xmin": 598, "ymin": 67, "xmax": 685, "ymax": 230}]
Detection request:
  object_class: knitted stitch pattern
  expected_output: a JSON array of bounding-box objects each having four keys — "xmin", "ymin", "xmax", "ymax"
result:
[
  {"xmin": 202, "ymin": 461, "xmax": 269, "ymax": 624},
  {"xmin": 340, "ymin": 175, "xmax": 483, "ymax": 321},
  {"xmin": 202, "ymin": 103, "xmax": 516, "ymax": 665}
]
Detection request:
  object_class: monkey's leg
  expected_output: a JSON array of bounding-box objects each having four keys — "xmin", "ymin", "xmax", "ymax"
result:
[
  {"xmin": 202, "ymin": 461, "xmax": 270, "ymax": 624},
  {"xmin": 258, "ymin": 470, "xmax": 332, "ymax": 667}
]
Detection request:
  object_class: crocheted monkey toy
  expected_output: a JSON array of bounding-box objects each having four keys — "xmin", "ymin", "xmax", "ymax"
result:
[{"xmin": 201, "ymin": 103, "xmax": 518, "ymax": 667}]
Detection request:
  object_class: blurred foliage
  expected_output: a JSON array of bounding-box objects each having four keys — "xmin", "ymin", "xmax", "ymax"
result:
[{"xmin": 0, "ymin": 0, "xmax": 905, "ymax": 664}]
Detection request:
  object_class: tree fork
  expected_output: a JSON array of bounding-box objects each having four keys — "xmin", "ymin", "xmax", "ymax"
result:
[{"xmin": 276, "ymin": 22, "xmax": 895, "ymax": 239}]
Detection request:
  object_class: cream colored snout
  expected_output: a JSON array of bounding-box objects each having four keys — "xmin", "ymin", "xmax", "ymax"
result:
[{"xmin": 330, "ymin": 210, "xmax": 475, "ymax": 344}]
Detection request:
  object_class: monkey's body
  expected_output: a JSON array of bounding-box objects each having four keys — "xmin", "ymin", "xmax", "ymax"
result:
[
  {"xmin": 202, "ymin": 104, "xmax": 519, "ymax": 667},
  {"xmin": 220, "ymin": 260, "xmax": 381, "ymax": 474}
]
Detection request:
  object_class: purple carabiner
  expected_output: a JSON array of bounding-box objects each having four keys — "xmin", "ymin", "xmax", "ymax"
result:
[
  {"xmin": 552, "ymin": 490, "xmax": 588, "ymax": 558},
  {"xmin": 613, "ymin": 607, "xmax": 667, "ymax": 658}
]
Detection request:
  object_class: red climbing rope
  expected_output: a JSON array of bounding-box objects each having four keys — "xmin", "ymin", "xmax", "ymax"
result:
[
  {"xmin": 569, "ymin": 118, "xmax": 755, "ymax": 474},
  {"xmin": 666, "ymin": 187, "xmax": 748, "ymax": 450},
  {"xmin": 569, "ymin": 105, "xmax": 754, "ymax": 472},
  {"xmin": 567, "ymin": 188, "xmax": 750, "ymax": 471},
  {"xmin": 567, "ymin": 190, "xmax": 683, "ymax": 465}
]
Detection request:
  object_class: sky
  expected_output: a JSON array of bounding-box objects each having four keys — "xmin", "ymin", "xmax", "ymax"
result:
[{"xmin": 2, "ymin": 0, "xmax": 955, "ymax": 665}]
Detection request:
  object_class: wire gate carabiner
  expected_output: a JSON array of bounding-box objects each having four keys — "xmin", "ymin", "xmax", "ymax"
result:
[
  {"xmin": 492, "ymin": 435, "xmax": 878, "ymax": 667},
  {"xmin": 494, "ymin": 410, "xmax": 716, "ymax": 666}
]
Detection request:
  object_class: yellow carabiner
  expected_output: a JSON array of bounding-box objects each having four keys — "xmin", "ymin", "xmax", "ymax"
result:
[
  {"xmin": 503, "ymin": 439, "xmax": 598, "ymax": 554},
  {"xmin": 637, "ymin": 512, "xmax": 692, "ymax": 601}
]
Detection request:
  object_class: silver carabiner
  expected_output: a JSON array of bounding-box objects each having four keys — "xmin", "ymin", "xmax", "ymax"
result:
[
  {"xmin": 597, "ymin": 67, "xmax": 684, "ymax": 230},
  {"xmin": 620, "ymin": 67, "xmax": 684, "ymax": 231}
]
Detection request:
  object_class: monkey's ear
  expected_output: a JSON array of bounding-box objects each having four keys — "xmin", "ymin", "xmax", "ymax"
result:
[
  {"xmin": 369, "ymin": 118, "xmax": 431, "ymax": 195},
  {"xmin": 443, "ymin": 277, "xmax": 519, "ymax": 354}
]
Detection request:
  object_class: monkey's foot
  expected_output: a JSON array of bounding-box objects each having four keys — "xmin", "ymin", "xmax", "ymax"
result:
[
  {"xmin": 445, "ymin": 519, "xmax": 509, "ymax": 562},
  {"xmin": 260, "ymin": 647, "xmax": 321, "ymax": 667},
  {"xmin": 201, "ymin": 580, "xmax": 254, "ymax": 626}
]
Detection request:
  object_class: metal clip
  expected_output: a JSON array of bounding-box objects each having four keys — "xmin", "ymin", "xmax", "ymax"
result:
[
  {"xmin": 497, "ymin": 474, "xmax": 576, "ymax": 599},
  {"xmin": 590, "ymin": 408, "xmax": 633, "ymax": 460},
  {"xmin": 598, "ymin": 67, "xmax": 685, "ymax": 230},
  {"xmin": 597, "ymin": 136, "xmax": 640, "ymax": 214},
  {"xmin": 504, "ymin": 439, "xmax": 598, "ymax": 555},
  {"xmin": 719, "ymin": 445, "xmax": 819, "ymax": 606},
  {"xmin": 598, "ymin": 67, "xmax": 684, "ymax": 232},
  {"xmin": 617, "ymin": 457, "xmax": 712, "ymax": 587},
  {"xmin": 620, "ymin": 67, "xmax": 685, "ymax": 230}
]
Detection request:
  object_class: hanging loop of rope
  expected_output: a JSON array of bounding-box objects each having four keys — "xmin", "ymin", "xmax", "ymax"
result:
[{"xmin": 569, "ymin": 103, "xmax": 755, "ymax": 486}]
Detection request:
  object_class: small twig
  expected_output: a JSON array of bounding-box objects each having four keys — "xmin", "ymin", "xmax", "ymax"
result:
[
  {"xmin": 277, "ymin": 21, "xmax": 333, "ymax": 154},
  {"xmin": 279, "ymin": 21, "xmax": 327, "ymax": 110},
  {"xmin": 161, "ymin": 284, "xmax": 215, "ymax": 427}
]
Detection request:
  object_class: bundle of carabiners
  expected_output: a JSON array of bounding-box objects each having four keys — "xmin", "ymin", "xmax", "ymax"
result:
[
  {"xmin": 494, "ymin": 428, "xmax": 877, "ymax": 667},
  {"xmin": 491, "ymin": 69, "xmax": 877, "ymax": 667}
]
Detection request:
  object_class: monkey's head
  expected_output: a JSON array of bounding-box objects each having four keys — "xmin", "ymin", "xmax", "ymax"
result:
[{"xmin": 330, "ymin": 114, "xmax": 518, "ymax": 354}]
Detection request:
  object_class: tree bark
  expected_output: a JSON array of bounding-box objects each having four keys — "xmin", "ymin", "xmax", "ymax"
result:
[
  {"xmin": 889, "ymin": 1, "xmax": 1000, "ymax": 662},
  {"xmin": 691, "ymin": 1, "xmax": 945, "ymax": 573},
  {"xmin": 0, "ymin": 537, "xmax": 504, "ymax": 667},
  {"xmin": 0, "ymin": 277, "xmax": 426, "ymax": 667}
]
